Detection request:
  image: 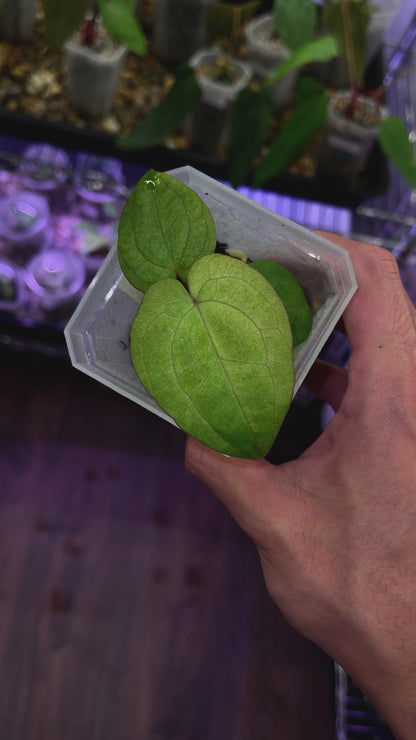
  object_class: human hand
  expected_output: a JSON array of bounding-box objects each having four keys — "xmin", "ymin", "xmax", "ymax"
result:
[{"xmin": 185, "ymin": 233, "xmax": 416, "ymax": 740}]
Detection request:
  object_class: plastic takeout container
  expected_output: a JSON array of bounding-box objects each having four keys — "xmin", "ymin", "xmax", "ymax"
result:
[{"xmin": 65, "ymin": 166, "xmax": 357, "ymax": 426}]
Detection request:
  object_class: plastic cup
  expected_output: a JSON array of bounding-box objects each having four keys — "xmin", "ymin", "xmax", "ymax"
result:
[{"xmin": 65, "ymin": 166, "xmax": 357, "ymax": 426}]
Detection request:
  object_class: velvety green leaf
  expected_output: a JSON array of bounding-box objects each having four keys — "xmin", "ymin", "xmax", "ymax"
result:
[
  {"xmin": 378, "ymin": 117, "xmax": 416, "ymax": 189},
  {"xmin": 118, "ymin": 170, "xmax": 216, "ymax": 292},
  {"xmin": 250, "ymin": 260, "xmax": 312, "ymax": 345},
  {"xmin": 116, "ymin": 65, "xmax": 201, "ymax": 150},
  {"xmin": 266, "ymin": 35, "xmax": 337, "ymax": 85},
  {"xmin": 227, "ymin": 86, "xmax": 273, "ymax": 188},
  {"xmin": 41, "ymin": 0, "xmax": 90, "ymax": 48},
  {"xmin": 130, "ymin": 253, "xmax": 294, "ymax": 459},
  {"xmin": 253, "ymin": 76, "xmax": 328, "ymax": 188},
  {"xmin": 205, "ymin": 1, "xmax": 260, "ymax": 42},
  {"xmin": 322, "ymin": 0, "xmax": 370, "ymax": 86},
  {"xmin": 98, "ymin": 0, "xmax": 147, "ymax": 54},
  {"xmin": 273, "ymin": 0, "xmax": 317, "ymax": 52}
]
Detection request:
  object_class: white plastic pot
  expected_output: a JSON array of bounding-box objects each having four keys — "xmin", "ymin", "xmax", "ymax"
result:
[
  {"xmin": 64, "ymin": 37, "xmax": 127, "ymax": 119},
  {"xmin": 318, "ymin": 91, "xmax": 387, "ymax": 181},
  {"xmin": 245, "ymin": 14, "xmax": 298, "ymax": 109},
  {"xmin": 187, "ymin": 48, "xmax": 252, "ymax": 156}
]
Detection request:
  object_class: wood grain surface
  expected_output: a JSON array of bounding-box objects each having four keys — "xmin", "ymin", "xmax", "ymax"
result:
[{"xmin": 0, "ymin": 350, "xmax": 334, "ymax": 740}]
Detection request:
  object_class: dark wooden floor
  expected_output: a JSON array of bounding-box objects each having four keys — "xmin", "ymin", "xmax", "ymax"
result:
[{"xmin": 0, "ymin": 348, "xmax": 334, "ymax": 740}]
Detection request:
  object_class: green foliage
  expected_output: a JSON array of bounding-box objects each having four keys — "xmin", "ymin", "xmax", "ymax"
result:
[
  {"xmin": 266, "ymin": 35, "xmax": 338, "ymax": 85},
  {"xmin": 228, "ymin": 86, "xmax": 273, "ymax": 188},
  {"xmin": 273, "ymin": 0, "xmax": 317, "ymax": 52},
  {"xmin": 322, "ymin": 0, "xmax": 371, "ymax": 87},
  {"xmin": 118, "ymin": 171, "xmax": 300, "ymax": 458},
  {"xmin": 117, "ymin": 65, "xmax": 201, "ymax": 150},
  {"xmin": 118, "ymin": 170, "xmax": 216, "ymax": 293},
  {"xmin": 130, "ymin": 253, "xmax": 294, "ymax": 459},
  {"xmin": 250, "ymin": 260, "xmax": 312, "ymax": 345},
  {"xmin": 98, "ymin": 0, "xmax": 147, "ymax": 55},
  {"xmin": 41, "ymin": 0, "xmax": 90, "ymax": 48},
  {"xmin": 253, "ymin": 76, "xmax": 328, "ymax": 188},
  {"xmin": 378, "ymin": 117, "xmax": 416, "ymax": 189},
  {"xmin": 41, "ymin": 0, "xmax": 146, "ymax": 53}
]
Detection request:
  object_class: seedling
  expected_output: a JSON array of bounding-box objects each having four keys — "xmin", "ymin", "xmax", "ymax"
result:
[{"xmin": 118, "ymin": 170, "xmax": 312, "ymax": 459}]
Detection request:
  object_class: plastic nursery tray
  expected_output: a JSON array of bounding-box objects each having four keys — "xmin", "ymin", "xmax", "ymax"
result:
[{"xmin": 65, "ymin": 166, "xmax": 357, "ymax": 427}]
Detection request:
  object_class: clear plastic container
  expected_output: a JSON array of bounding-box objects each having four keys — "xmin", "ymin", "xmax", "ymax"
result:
[
  {"xmin": 25, "ymin": 248, "xmax": 86, "ymax": 313},
  {"xmin": 187, "ymin": 49, "xmax": 252, "ymax": 156},
  {"xmin": 73, "ymin": 153, "xmax": 126, "ymax": 204},
  {"xmin": 65, "ymin": 166, "xmax": 357, "ymax": 427},
  {"xmin": 245, "ymin": 14, "xmax": 298, "ymax": 108},
  {"xmin": 18, "ymin": 143, "xmax": 71, "ymax": 213},
  {"xmin": 64, "ymin": 36, "xmax": 127, "ymax": 119},
  {"xmin": 318, "ymin": 92, "xmax": 387, "ymax": 181},
  {"xmin": 0, "ymin": 191, "xmax": 51, "ymax": 263}
]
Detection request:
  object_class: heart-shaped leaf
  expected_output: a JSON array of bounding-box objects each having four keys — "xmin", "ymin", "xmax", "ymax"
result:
[
  {"xmin": 118, "ymin": 170, "xmax": 216, "ymax": 292},
  {"xmin": 130, "ymin": 253, "xmax": 294, "ymax": 459},
  {"xmin": 250, "ymin": 260, "xmax": 312, "ymax": 346}
]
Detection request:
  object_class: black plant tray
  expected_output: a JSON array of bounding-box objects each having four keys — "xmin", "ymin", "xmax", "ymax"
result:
[{"xmin": 0, "ymin": 107, "xmax": 389, "ymax": 209}]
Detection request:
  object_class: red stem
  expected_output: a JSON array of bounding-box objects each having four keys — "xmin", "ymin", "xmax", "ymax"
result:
[{"xmin": 81, "ymin": 10, "xmax": 99, "ymax": 46}]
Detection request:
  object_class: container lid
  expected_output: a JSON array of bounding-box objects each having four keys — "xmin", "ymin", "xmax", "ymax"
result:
[
  {"xmin": 0, "ymin": 191, "xmax": 50, "ymax": 242},
  {"xmin": 19, "ymin": 143, "xmax": 70, "ymax": 190},
  {"xmin": 25, "ymin": 249, "xmax": 86, "ymax": 301}
]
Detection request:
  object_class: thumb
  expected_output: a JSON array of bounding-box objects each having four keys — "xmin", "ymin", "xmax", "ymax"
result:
[{"xmin": 185, "ymin": 436, "xmax": 286, "ymax": 542}]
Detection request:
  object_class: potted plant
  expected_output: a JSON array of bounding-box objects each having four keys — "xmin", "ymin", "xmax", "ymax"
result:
[
  {"xmin": 187, "ymin": 46, "xmax": 253, "ymax": 157},
  {"xmin": 0, "ymin": 0, "xmax": 37, "ymax": 42},
  {"xmin": 245, "ymin": 13, "xmax": 298, "ymax": 108},
  {"xmin": 65, "ymin": 166, "xmax": 358, "ymax": 458},
  {"xmin": 41, "ymin": 0, "xmax": 147, "ymax": 119},
  {"xmin": 184, "ymin": 2, "xmax": 260, "ymax": 156},
  {"xmin": 316, "ymin": 0, "xmax": 387, "ymax": 181}
]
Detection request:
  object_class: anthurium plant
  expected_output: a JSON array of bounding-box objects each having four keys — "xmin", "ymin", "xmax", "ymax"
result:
[
  {"xmin": 117, "ymin": 170, "xmax": 313, "ymax": 459},
  {"xmin": 41, "ymin": 0, "xmax": 147, "ymax": 55},
  {"xmin": 117, "ymin": 0, "xmax": 337, "ymax": 184}
]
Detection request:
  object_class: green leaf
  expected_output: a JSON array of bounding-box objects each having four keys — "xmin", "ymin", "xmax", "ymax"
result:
[
  {"xmin": 322, "ymin": 0, "xmax": 370, "ymax": 87},
  {"xmin": 116, "ymin": 65, "xmax": 201, "ymax": 151},
  {"xmin": 250, "ymin": 260, "xmax": 312, "ymax": 345},
  {"xmin": 227, "ymin": 86, "xmax": 273, "ymax": 188},
  {"xmin": 118, "ymin": 170, "xmax": 216, "ymax": 292},
  {"xmin": 273, "ymin": 0, "xmax": 317, "ymax": 52},
  {"xmin": 41, "ymin": 0, "xmax": 90, "ymax": 48},
  {"xmin": 266, "ymin": 35, "xmax": 338, "ymax": 85},
  {"xmin": 98, "ymin": 0, "xmax": 147, "ymax": 55},
  {"xmin": 378, "ymin": 117, "xmax": 416, "ymax": 189},
  {"xmin": 253, "ymin": 76, "xmax": 328, "ymax": 188},
  {"xmin": 130, "ymin": 253, "xmax": 294, "ymax": 459}
]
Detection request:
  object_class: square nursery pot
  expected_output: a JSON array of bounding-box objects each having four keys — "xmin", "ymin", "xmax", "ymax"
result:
[
  {"xmin": 187, "ymin": 48, "xmax": 252, "ymax": 157},
  {"xmin": 318, "ymin": 91, "xmax": 387, "ymax": 181},
  {"xmin": 64, "ymin": 34, "xmax": 127, "ymax": 119},
  {"xmin": 245, "ymin": 13, "xmax": 298, "ymax": 109},
  {"xmin": 154, "ymin": 0, "xmax": 215, "ymax": 64},
  {"xmin": 0, "ymin": 0, "xmax": 37, "ymax": 42},
  {"xmin": 65, "ymin": 166, "xmax": 357, "ymax": 427}
]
